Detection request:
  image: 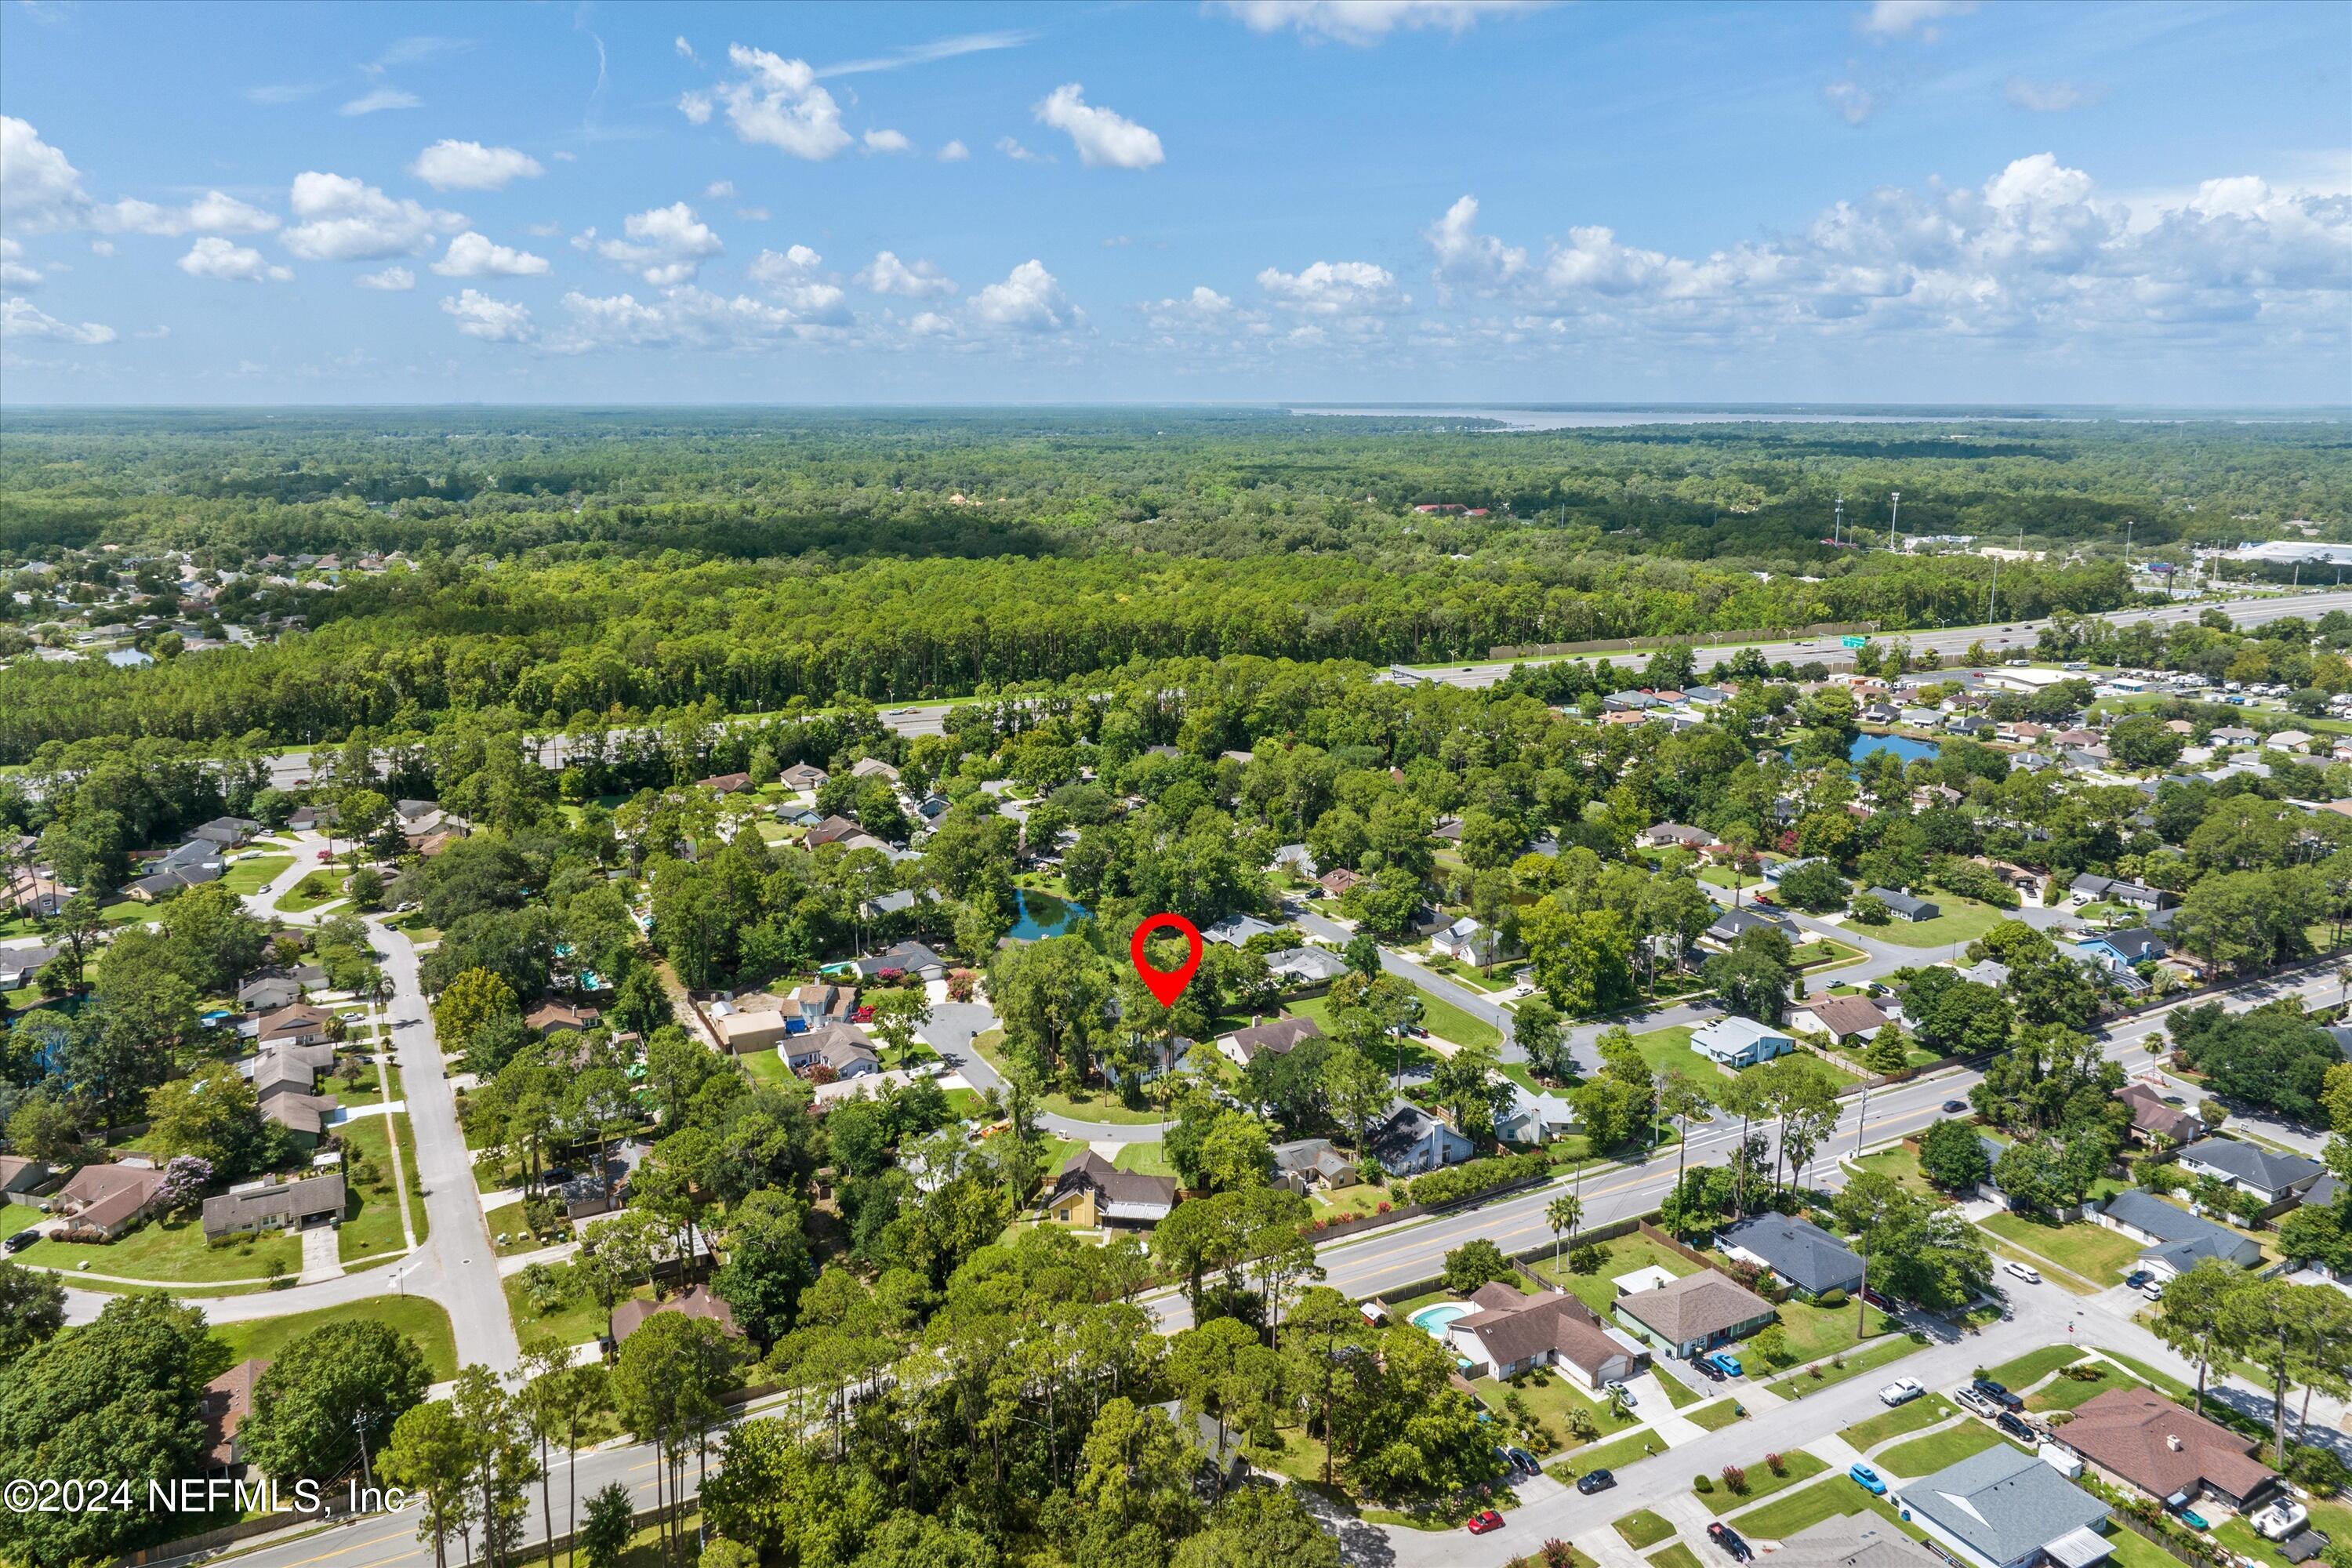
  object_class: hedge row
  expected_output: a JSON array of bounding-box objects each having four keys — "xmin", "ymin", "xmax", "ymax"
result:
[{"xmin": 1407, "ymin": 1149, "xmax": 1552, "ymax": 1208}]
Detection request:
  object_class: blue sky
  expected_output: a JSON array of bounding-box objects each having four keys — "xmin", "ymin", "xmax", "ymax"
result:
[{"xmin": 2, "ymin": 0, "xmax": 2345, "ymax": 405}]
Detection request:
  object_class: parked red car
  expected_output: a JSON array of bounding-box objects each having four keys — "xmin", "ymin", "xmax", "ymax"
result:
[{"xmin": 1467, "ymin": 1510, "xmax": 1504, "ymax": 1536}]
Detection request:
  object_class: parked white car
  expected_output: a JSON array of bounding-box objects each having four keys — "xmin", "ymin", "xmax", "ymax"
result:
[
  {"xmin": 1878, "ymin": 1377, "xmax": 1925, "ymax": 1407},
  {"xmin": 2003, "ymin": 1260, "xmax": 2042, "ymax": 1284},
  {"xmin": 1604, "ymin": 1380, "xmax": 1638, "ymax": 1407}
]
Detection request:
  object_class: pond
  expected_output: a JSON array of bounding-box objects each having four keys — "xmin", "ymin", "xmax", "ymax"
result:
[
  {"xmin": 1011, "ymin": 888, "xmax": 1091, "ymax": 940},
  {"xmin": 1849, "ymin": 733, "xmax": 1941, "ymax": 767}
]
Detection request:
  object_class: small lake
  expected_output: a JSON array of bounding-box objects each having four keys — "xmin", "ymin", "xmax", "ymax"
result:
[
  {"xmin": 1850, "ymin": 734, "xmax": 1941, "ymax": 766},
  {"xmin": 1011, "ymin": 888, "xmax": 1090, "ymax": 940}
]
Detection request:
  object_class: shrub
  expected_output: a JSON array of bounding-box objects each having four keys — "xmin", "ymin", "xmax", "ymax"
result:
[
  {"xmin": 1721, "ymin": 1464, "xmax": 1749, "ymax": 1494},
  {"xmin": 1817, "ymin": 1287, "xmax": 1848, "ymax": 1308},
  {"xmin": 1694, "ymin": 1475, "xmax": 1715, "ymax": 1493},
  {"xmin": 1407, "ymin": 1149, "xmax": 1551, "ymax": 1208},
  {"xmin": 1808, "ymin": 1363, "xmax": 1825, "ymax": 1379},
  {"xmin": 1566, "ymin": 1243, "xmax": 1607, "ymax": 1275},
  {"xmin": 1765, "ymin": 1451, "xmax": 1787, "ymax": 1475},
  {"xmin": 1542, "ymin": 1544, "xmax": 1578, "ymax": 1568}
]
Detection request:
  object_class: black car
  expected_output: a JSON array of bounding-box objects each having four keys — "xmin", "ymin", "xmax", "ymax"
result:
[
  {"xmin": 1973, "ymin": 1377, "xmax": 2024, "ymax": 1411},
  {"xmin": 1708, "ymin": 1524, "xmax": 1754, "ymax": 1563},
  {"xmin": 1942, "ymin": 1100, "xmax": 1969, "ymax": 1113},
  {"xmin": 1691, "ymin": 1356, "xmax": 1726, "ymax": 1382},
  {"xmin": 2, "ymin": 1229, "xmax": 35, "ymax": 1254},
  {"xmin": 1997, "ymin": 1411, "xmax": 2036, "ymax": 1443},
  {"xmin": 1577, "ymin": 1468, "xmax": 1616, "ymax": 1495}
]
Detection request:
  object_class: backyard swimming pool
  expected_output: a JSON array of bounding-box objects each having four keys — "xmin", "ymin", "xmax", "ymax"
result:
[{"xmin": 1409, "ymin": 1302, "xmax": 1473, "ymax": 1337}]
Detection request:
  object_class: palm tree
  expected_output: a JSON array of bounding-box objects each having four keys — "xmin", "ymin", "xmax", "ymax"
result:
[{"xmin": 1545, "ymin": 1193, "xmax": 1583, "ymax": 1275}]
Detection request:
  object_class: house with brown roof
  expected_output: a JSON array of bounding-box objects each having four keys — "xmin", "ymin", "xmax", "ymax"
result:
[
  {"xmin": 2053, "ymin": 1387, "xmax": 2278, "ymax": 1512},
  {"xmin": 253, "ymin": 1004, "xmax": 332, "ymax": 1048},
  {"xmin": 1316, "ymin": 867, "xmax": 1363, "ymax": 900},
  {"xmin": 527, "ymin": 1000, "xmax": 601, "ymax": 1035},
  {"xmin": 0, "ymin": 1154, "xmax": 54, "ymax": 1196},
  {"xmin": 1046, "ymin": 1150, "xmax": 1179, "ymax": 1227},
  {"xmin": 1441, "ymin": 1282, "xmax": 1649, "ymax": 1386},
  {"xmin": 2115, "ymin": 1084, "xmax": 2205, "ymax": 1146},
  {"xmin": 202, "ymin": 1359, "xmax": 270, "ymax": 1470},
  {"xmin": 714, "ymin": 1007, "xmax": 792, "ymax": 1055},
  {"xmin": 1216, "ymin": 1014, "xmax": 1323, "ymax": 1068},
  {"xmin": 56, "ymin": 1161, "xmax": 165, "ymax": 1238},
  {"xmin": 696, "ymin": 772, "xmax": 753, "ymax": 795},
  {"xmin": 610, "ymin": 1283, "xmax": 742, "ymax": 1346},
  {"xmin": 779, "ymin": 762, "xmax": 828, "ymax": 791},
  {"xmin": 201, "ymin": 1173, "xmax": 347, "ymax": 1242},
  {"xmin": 1613, "ymin": 1269, "xmax": 1775, "ymax": 1356},
  {"xmin": 1787, "ymin": 993, "xmax": 1904, "ymax": 1045},
  {"xmin": 252, "ymin": 1052, "xmax": 339, "ymax": 1145},
  {"xmin": 804, "ymin": 815, "xmax": 866, "ymax": 848}
]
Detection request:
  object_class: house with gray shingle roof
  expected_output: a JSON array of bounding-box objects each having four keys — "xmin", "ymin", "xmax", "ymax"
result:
[
  {"xmin": 2176, "ymin": 1138, "xmax": 2325, "ymax": 1207},
  {"xmin": 1716, "ymin": 1214, "xmax": 1865, "ymax": 1299},
  {"xmin": 1893, "ymin": 1446, "xmax": 2111, "ymax": 1568},
  {"xmin": 2095, "ymin": 1189, "xmax": 2263, "ymax": 1279}
]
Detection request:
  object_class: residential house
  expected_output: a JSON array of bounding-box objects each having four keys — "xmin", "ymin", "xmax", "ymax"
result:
[
  {"xmin": 1867, "ymin": 887, "xmax": 1941, "ymax": 923},
  {"xmin": 1641, "ymin": 822, "xmax": 1718, "ymax": 851},
  {"xmin": 1893, "ymin": 1446, "xmax": 2111, "ymax": 1568},
  {"xmin": 1443, "ymin": 1282, "xmax": 1648, "ymax": 1386},
  {"xmin": 1431, "ymin": 916, "xmax": 1504, "ymax": 967},
  {"xmin": 2175, "ymin": 1138, "xmax": 2325, "ymax": 1207},
  {"xmin": 2077, "ymin": 930, "xmax": 2169, "ymax": 981},
  {"xmin": 1690, "ymin": 1016, "xmax": 1795, "ymax": 1069},
  {"xmin": 202, "ymin": 1359, "xmax": 270, "ymax": 1472},
  {"xmin": 0, "ymin": 1154, "xmax": 54, "ymax": 1197},
  {"xmin": 1605, "ymin": 691, "xmax": 1661, "ymax": 713},
  {"xmin": 792, "ymin": 982, "xmax": 855, "ymax": 1027},
  {"xmin": 850, "ymin": 757, "xmax": 902, "ymax": 784},
  {"xmin": 189, "ymin": 816, "xmax": 260, "ymax": 847},
  {"xmin": 201, "ymin": 1174, "xmax": 347, "ymax": 1241},
  {"xmin": 1494, "ymin": 1081, "xmax": 1579, "ymax": 1145},
  {"xmin": 611, "ymin": 1284, "xmax": 742, "ymax": 1346},
  {"xmin": 2054, "ymin": 1388, "xmax": 2278, "ymax": 1513},
  {"xmin": 1202, "ymin": 913, "xmax": 1280, "ymax": 949},
  {"xmin": 786, "ymin": 1022, "xmax": 880, "ymax": 1078},
  {"xmin": 714, "ymin": 1007, "xmax": 792, "ymax": 1055},
  {"xmin": 1769, "ymin": 1519, "xmax": 1950, "ymax": 1568},
  {"xmin": 1764, "ymin": 856, "xmax": 1828, "ymax": 885},
  {"xmin": 526, "ymin": 1000, "xmax": 600, "ymax": 1035},
  {"xmin": 1786, "ymin": 993, "xmax": 1904, "ymax": 1046},
  {"xmin": 1316, "ymin": 867, "xmax": 1363, "ymax": 900},
  {"xmin": 852, "ymin": 940, "xmax": 946, "ymax": 981},
  {"xmin": 0, "ymin": 943, "xmax": 60, "ymax": 989},
  {"xmin": 2095, "ymin": 1189, "xmax": 2264, "ymax": 1279},
  {"xmin": 2070, "ymin": 874, "xmax": 2177, "ymax": 912},
  {"xmin": 1046, "ymin": 1150, "xmax": 1179, "ymax": 1227},
  {"xmin": 1715, "ymin": 1214, "xmax": 1865, "ymax": 1299},
  {"xmin": 804, "ymin": 815, "xmax": 867, "ymax": 848},
  {"xmin": 696, "ymin": 771, "xmax": 753, "ymax": 796},
  {"xmin": 1265, "ymin": 946, "xmax": 1349, "ymax": 989},
  {"xmin": 2114, "ymin": 1085, "xmax": 2205, "ymax": 1147},
  {"xmin": 1706, "ymin": 906, "xmax": 1798, "ymax": 946},
  {"xmin": 56, "ymin": 1161, "xmax": 165, "ymax": 1238},
  {"xmin": 253, "ymin": 1004, "xmax": 333, "ymax": 1048},
  {"xmin": 286, "ymin": 804, "xmax": 337, "ymax": 832},
  {"xmin": 237, "ymin": 971, "xmax": 302, "ymax": 1011},
  {"xmin": 252, "ymin": 1053, "xmax": 337, "ymax": 1145},
  {"xmin": 1613, "ymin": 1269, "xmax": 1776, "ymax": 1357},
  {"xmin": 1364, "ymin": 1098, "xmax": 1475, "ymax": 1178},
  {"xmin": 778, "ymin": 762, "xmax": 828, "ymax": 791},
  {"xmin": 1271, "ymin": 1138, "xmax": 1358, "ymax": 1195},
  {"xmin": 1217, "ymin": 1015, "xmax": 1323, "ymax": 1068},
  {"xmin": 1962, "ymin": 959, "xmax": 2013, "ymax": 988}
]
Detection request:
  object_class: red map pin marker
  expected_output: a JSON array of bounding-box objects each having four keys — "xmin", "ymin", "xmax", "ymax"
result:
[{"xmin": 1130, "ymin": 913, "xmax": 1203, "ymax": 1007}]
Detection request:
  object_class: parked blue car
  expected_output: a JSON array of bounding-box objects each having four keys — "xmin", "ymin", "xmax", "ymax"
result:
[
  {"xmin": 1849, "ymin": 1464, "xmax": 1887, "ymax": 1497},
  {"xmin": 1707, "ymin": 1351, "xmax": 1744, "ymax": 1377}
]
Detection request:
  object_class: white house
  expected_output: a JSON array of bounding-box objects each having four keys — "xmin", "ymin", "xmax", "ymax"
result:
[{"xmin": 1690, "ymin": 1016, "xmax": 1795, "ymax": 1069}]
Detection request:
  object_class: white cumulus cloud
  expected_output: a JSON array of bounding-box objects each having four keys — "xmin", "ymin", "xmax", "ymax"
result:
[
  {"xmin": 441, "ymin": 289, "xmax": 534, "ymax": 341},
  {"xmin": 97, "ymin": 191, "xmax": 280, "ymax": 236},
  {"xmin": 704, "ymin": 45, "xmax": 851, "ymax": 160},
  {"xmin": 971, "ymin": 259, "xmax": 1080, "ymax": 332},
  {"xmin": 1859, "ymin": 0, "xmax": 1975, "ymax": 38},
  {"xmin": 0, "ymin": 117, "xmax": 90, "ymax": 231},
  {"xmin": 0, "ymin": 237, "xmax": 38, "ymax": 289},
  {"xmin": 1033, "ymin": 84, "xmax": 1163, "ymax": 169},
  {"xmin": 282, "ymin": 172, "xmax": 464, "ymax": 261},
  {"xmin": 0, "ymin": 296, "xmax": 114, "ymax": 344},
  {"xmin": 1258, "ymin": 259, "xmax": 1407, "ymax": 315},
  {"xmin": 1215, "ymin": 0, "xmax": 1540, "ymax": 45},
  {"xmin": 862, "ymin": 129, "xmax": 913, "ymax": 155},
  {"xmin": 856, "ymin": 250, "xmax": 956, "ymax": 298},
  {"xmin": 357, "ymin": 265, "xmax": 416, "ymax": 290},
  {"xmin": 583, "ymin": 201, "xmax": 723, "ymax": 285},
  {"xmin": 176, "ymin": 236, "xmax": 292, "ymax": 282},
  {"xmin": 410, "ymin": 140, "xmax": 544, "ymax": 191},
  {"xmin": 746, "ymin": 245, "xmax": 850, "ymax": 323},
  {"xmin": 938, "ymin": 140, "xmax": 971, "ymax": 162},
  {"xmin": 432, "ymin": 231, "xmax": 551, "ymax": 277}
]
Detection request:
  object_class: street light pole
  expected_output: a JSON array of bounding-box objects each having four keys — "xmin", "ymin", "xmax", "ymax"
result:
[{"xmin": 1889, "ymin": 492, "xmax": 1901, "ymax": 554}]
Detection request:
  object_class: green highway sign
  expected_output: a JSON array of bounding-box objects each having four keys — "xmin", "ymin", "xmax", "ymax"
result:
[{"xmin": 1841, "ymin": 636, "xmax": 1868, "ymax": 648}]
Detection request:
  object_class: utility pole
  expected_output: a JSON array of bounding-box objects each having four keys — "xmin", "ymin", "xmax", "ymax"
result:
[
  {"xmin": 1834, "ymin": 495, "xmax": 1844, "ymax": 546},
  {"xmin": 1987, "ymin": 550, "xmax": 2000, "ymax": 624},
  {"xmin": 2125, "ymin": 518, "xmax": 2134, "ymax": 575},
  {"xmin": 1888, "ymin": 492, "xmax": 1901, "ymax": 554}
]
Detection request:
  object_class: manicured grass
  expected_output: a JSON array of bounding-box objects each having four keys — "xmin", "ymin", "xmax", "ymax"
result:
[
  {"xmin": 967, "ymin": 1029, "xmax": 1168, "ymax": 1124},
  {"xmin": 1546, "ymin": 1426, "xmax": 1666, "ymax": 1482},
  {"xmin": 1689, "ymin": 1398, "xmax": 1747, "ymax": 1432},
  {"xmin": 503, "ymin": 1261, "xmax": 650, "ymax": 1348},
  {"xmin": 1980, "ymin": 1344, "xmax": 2085, "ymax": 1391},
  {"xmin": 1773, "ymin": 1298, "xmax": 1900, "ymax": 1364},
  {"xmin": 1652, "ymin": 1545, "xmax": 1703, "ymax": 1568},
  {"xmin": 2093, "ymin": 1348, "xmax": 2200, "ymax": 1403},
  {"xmin": 2106, "ymin": 1525, "xmax": 2190, "ymax": 1568},
  {"xmin": 1530, "ymin": 1232, "xmax": 1699, "ymax": 1314},
  {"xmin": 1729, "ymin": 1476, "xmax": 1890, "ymax": 1542},
  {"xmin": 209, "ymin": 1295, "xmax": 459, "ymax": 1381},
  {"xmin": 1763, "ymin": 1334, "xmax": 1926, "ymax": 1398},
  {"xmin": 337, "ymin": 1112, "xmax": 428, "ymax": 1265},
  {"xmin": 1479, "ymin": 1370, "xmax": 1640, "ymax": 1447},
  {"xmin": 1877, "ymin": 1421, "xmax": 2022, "ymax": 1477},
  {"xmin": 276, "ymin": 870, "xmax": 346, "ymax": 914},
  {"xmin": 738, "ymin": 1048, "xmax": 793, "ymax": 1086},
  {"xmin": 1311, "ymin": 1182, "xmax": 1391, "ymax": 1221},
  {"xmin": 1627, "ymin": 1026, "xmax": 1732, "ymax": 1103},
  {"xmin": 1850, "ymin": 1147, "xmax": 1944, "ymax": 1200},
  {"xmin": 1840, "ymin": 1395, "xmax": 1957, "ymax": 1451},
  {"xmin": 332, "ymin": 1063, "xmax": 405, "ymax": 1110},
  {"xmin": 1979, "ymin": 1212, "xmax": 2146, "ymax": 1287},
  {"xmin": 1426, "ymin": 954, "xmax": 1518, "ymax": 995},
  {"xmin": 20, "ymin": 1214, "xmax": 303, "ymax": 1284},
  {"xmin": 1112, "ymin": 1142, "xmax": 1177, "ymax": 1177},
  {"xmin": 1699, "ymin": 1449, "xmax": 1828, "ymax": 1515},
  {"xmin": 221, "ymin": 855, "xmax": 294, "ymax": 895},
  {"xmin": 1860, "ymin": 898, "xmax": 2008, "ymax": 950},
  {"xmin": 1290, "ymin": 995, "xmax": 1445, "ymax": 1080},
  {"xmin": 1653, "ymin": 1361, "xmax": 1701, "ymax": 1409},
  {"xmin": 1616, "ymin": 1508, "xmax": 1678, "ymax": 1548},
  {"xmin": 1406, "ymin": 985, "xmax": 1502, "ymax": 1052}
]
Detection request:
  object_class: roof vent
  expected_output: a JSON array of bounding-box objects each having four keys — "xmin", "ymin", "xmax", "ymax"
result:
[{"xmin": 2167, "ymin": 1435, "xmax": 2183, "ymax": 1451}]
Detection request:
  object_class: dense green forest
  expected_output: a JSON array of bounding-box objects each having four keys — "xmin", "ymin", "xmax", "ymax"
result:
[{"xmin": 0, "ymin": 409, "xmax": 2343, "ymax": 757}]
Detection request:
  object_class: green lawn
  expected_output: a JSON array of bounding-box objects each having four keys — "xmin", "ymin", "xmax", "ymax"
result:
[
  {"xmin": 1700, "ymin": 1450, "xmax": 1828, "ymax": 1515},
  {"xmin": 1840, "ymin": 1395, "xmax": 1958, "ymax": 1451},
  {"xmin": 221, "ymin": 855, "xmax": 294, "ymax": 895},
  {"xmin": 2027, "ymin": 1363, "xmax": 2140, "ymax": 1414},
  {"xmin": 1626, "ymin": 1026, "xmax": 1732, "ymax": 1103},
  {"xmin": 738, "ymin": 1048, "xmax": 793, "ymax": 1086},
  {"xmin": 503, "ymin": 1261, "xmax": 652, "ymax": 1348},
  {"xmin": 1689, "ymin": 1399, "xmax": 1747, "ymax": 1432},
  {"xmin": 1860, "ymin": 898, "xmax": 2008, "ymax": 951},
  {"xmin": 332, "ymin": 1063, "xmax": 405, "ymax": 1110},
  {"xmin": 1616, "ymin": 1509, "xmax": 1677, "ymax": 1548},
  {"xmin": 1878, "ymin": 1422, "xmax": 2025, "ymax": 1477},
  {"xmin": 20, "ymin": 1214, "xmax": 302, "ymax": 1285},
  {"xmin": 209, "ymin": 1295, "xmax": 459, "ymax": 1381},
  {"xmin": 1773, "ymin": 1300, "xmax": 1900, "ymax": 1365},
  {"xmin": 2106, "ymin": 1525, "xmax": 2190, "ymax": 1568},
  {"xmin": 1530, "ymin": 1232, "xmax": 1699, "ymax": 1314},
  {"xmin": 1479, "ymin": 1369, "xmax": 1641, "ymax": 1450},
  {"xmin": 276, "ymin": 870, "xmax": 347, "ymax": 914},
  {"xmin": 967, "ymin": 1029, "xmax": 1169, "ymax": 1124},
  {"xmin": 1980, "ymin": 1344, "xmax": 2086, "ymax": 1391},
  {"xmin": 1978, "ymin": 1212, "xmax": 2146, "ymax": 1287},
  {"xmin": 1112, "ymin": 1142, "xmax": 1178, "ymax": 1177},
  {"xmin": 1406, "ymin": 985, "xmax": 1503, "ymax": 1052},
  {"xmin": 1651, "ymin": 1545, "xmax": 1703, "ymax": 1568},
  {"xmin": 337, "ymin": 1112, "xmax": 429, "ymax": 1265},
  {"xmin": 2092, "ymin": 1348, "xmax": 2200, "ymax": 1403},
  {"xmin": 1764, "ymin": 1334, "xmax": 1926, "ymax": 1398},
  {"xmin": 1425, "ymin": 955, "xmax": 1519, "ymax": 995},
  {"xmin": 1653, "ymin": 1361, "xmax": 1701, "ymax": 1409},
  {"xmin": 1850, "ymin": 1147, "xmax": 1944, "ymax": 1200},
  {"xmin": 1730, "ymin": 1476, "xmax": 1909, "ymax": 1543},
  {"xmin": 1290, "ymin": 995, "xmax": 1445, "ymax": 1080},
  {"xmin": 1546, "ymin": 1426, "xmax": 1668, "ymax": 1483}
]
